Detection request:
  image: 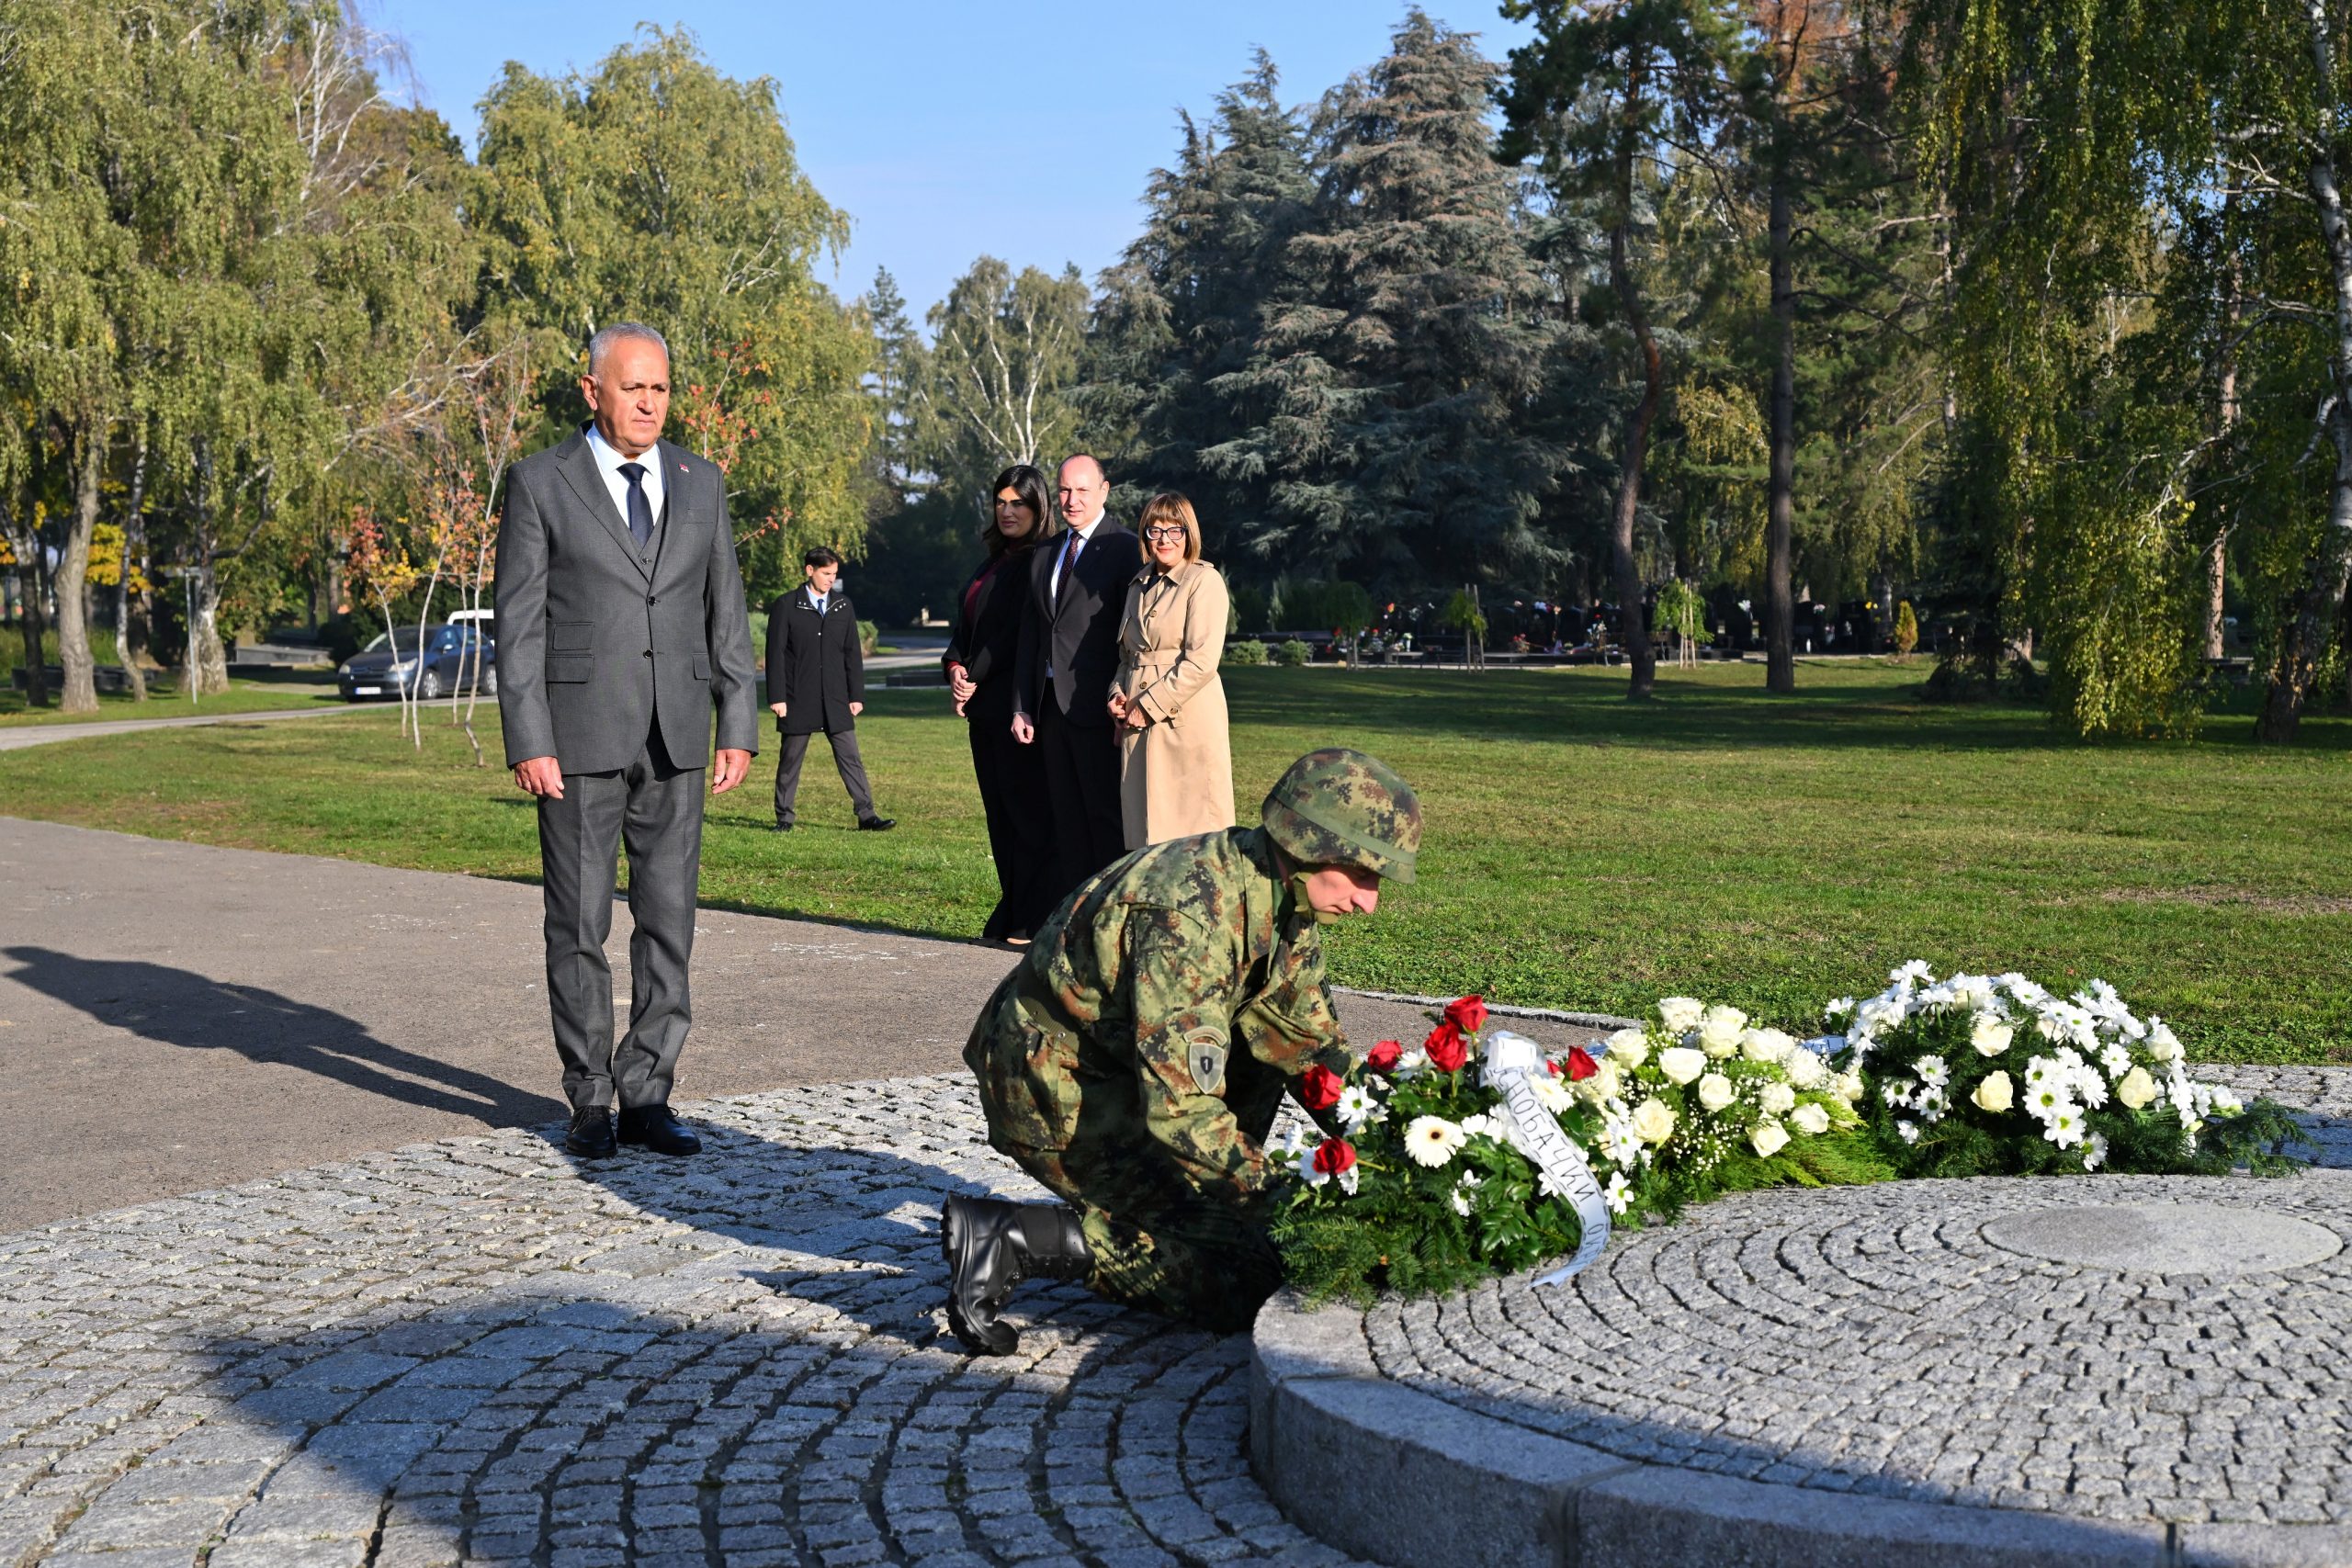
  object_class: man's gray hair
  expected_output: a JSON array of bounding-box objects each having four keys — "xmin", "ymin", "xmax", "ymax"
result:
[{"xmin": 587, "ymin": 321, "xmax": 670, "ymax": 375}]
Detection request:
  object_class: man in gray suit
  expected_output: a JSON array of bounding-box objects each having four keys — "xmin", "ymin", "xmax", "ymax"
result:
[{"xmin": 495, "ymin": 322, "xmax": 759, "ymax": 1160}]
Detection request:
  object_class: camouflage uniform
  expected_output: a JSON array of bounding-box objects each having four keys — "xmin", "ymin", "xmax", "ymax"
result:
[
  {"xmin": 964, "ymin": 750, "xmax": 1419, "ymax": 1334},
  {"xmin": 964, "ymin": 826, "xmax": 1343, "ymax": 1330}
]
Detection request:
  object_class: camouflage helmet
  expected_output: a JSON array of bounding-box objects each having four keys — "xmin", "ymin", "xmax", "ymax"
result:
[{"xmin": 1261, "ymin": 748, "xmax": 1422, "ymax": 883}]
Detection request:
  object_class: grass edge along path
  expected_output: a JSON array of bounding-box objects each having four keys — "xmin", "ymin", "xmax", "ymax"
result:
[{"xmin": 1, "ymin": 660, "xmax": 2344, "ymax": 1065}]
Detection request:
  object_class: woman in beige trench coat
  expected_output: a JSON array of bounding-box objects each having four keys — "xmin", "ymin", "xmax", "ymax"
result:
[{"xmin": 1107, "ymin": 492, "xmax": 1235, "ymax": 848}]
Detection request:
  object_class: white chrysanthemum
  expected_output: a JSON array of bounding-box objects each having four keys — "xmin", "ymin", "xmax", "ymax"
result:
[
  {"xmin": 2210, "ymin": 1085, "xmax": 2244, "ymax": 1117},
  {"xmin": 2026, "ymin": 1081, "xmax": 2074, "ymax": 1122},
  {"xmin": 1537, "ymin": 1158, "xmax": 1587, "ymax": 1201},
  {"xmin": 1405, "ymin": 1115, "xmax": 1466, "ymax": 1168},
  {"xmin": 1268, "ymin": 1122, "xmax": 1308, "ymax": 1157},
  {"xmin": 1532, "ymin": 1073, "xmax": 1576, "ymax": 1114},
  {"xmin": 1395, "ymin": 1046, "xmax": 1430, "ymax": 1079},
  {"xmin": 1336, "ymin": 1084, "xmax": 1385, "ymax": 1132},
  {"xmin": 2021, "ymin": 1056, "xmax": 2057, "ymax": 1092},
  {"xmin": 1882, "ymin": 1080, "xmax": 1913, "ymax": 1109},
  {"xmin": 1758, "ymin": 1081, "xmax": 1797, "ymax": 1116},
  {"xmin": 2071, "ymin": 1066, "xmax": 2109, "ymax": 1111},
  {"xmin": 2083, "ymin": 1131, "xmax": 2109, "ymax": 1171},
  {"xmin": 1295, "ymin": 1146, "xmax": 1329, "ymax": 1188},
  {"xmin": 1823, "ymin": 996, "xmax": 1857, "ymax": 1021},
  {"xmin": 1857, "ymin": 995, "xmax": 1909, "ymax": 1035},
  {"xmin": 1450, "ymin": 1183, "xmax": 1473, "ymax": 1217},
  {"xmin": 2000, "ymin": 973, "xmax": 2050, "ymax": 1008},
  {"xmin": 1338, "ymin": 1166, "xmax": 1360, "ymax": 1195},
  {"xmin": 1914, "ymin": 1055, "xmax": 1951, "ymax": 1089},
  {"xmin": 1458, "ymin": 1111, "xmax": 1498, "ymax": 1142},
  {"xmin": 1951, "ymin": 974, "xmax": 1998, "ymax": 1012},
  {"xmin": 2043, "ymin": 1107, "xmax": 2085, "ymax": 1149},
  {"xmin": 1892, "ymin": 959, "xmax": 1935, "ymax": 987},
  {"xmin": 2098, "ymin": 1043, "xmax": 2132, "ymax": 1080},
  {"xmin": 1601, "ymin": 1119, "xmax": 1643, "ymax": 1169},
  {"xmin": 1604, "ymin": 1171, "xmax": 1632, "ymax": 1215},
  {"xmin": 1896, "ymin": 1119, "xmax": 1920, "ymax": 1145}
]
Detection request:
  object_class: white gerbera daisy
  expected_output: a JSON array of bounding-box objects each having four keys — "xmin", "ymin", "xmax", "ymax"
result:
[
  {"xmin": 1604, "ymin": 1171, "xmax": 1631, "ymax": 1215},
  {"xmin": 1336, "ymin": 1084, "xmax": 1385, "ymax": 1133},
  {"xmin": 1914, "ymin": 1055, "xmax": 1951, "ymax": 1089},
  {"xmin": 1404, "ymin": 1115, "xmax": 1467, "ymax": 1168},
  {"xmin": 2044, "ymin": 1108, "xmax": 2085, "ymax": 1149}
]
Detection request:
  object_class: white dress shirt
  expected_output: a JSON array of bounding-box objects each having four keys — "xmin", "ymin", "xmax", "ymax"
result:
[
  {"xmin": 1049, "ymin": 513, "xmax": 1104, "ymax": 603},
  {"xmin": 807, "ymin": 589, "xmax": 829, "ymax": 617},
  {"xmin": 585, "ymin": 423, "xmax": 666, "ymax": 538}
]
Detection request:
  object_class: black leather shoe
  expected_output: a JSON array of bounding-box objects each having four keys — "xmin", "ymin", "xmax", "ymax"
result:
[
  {"xmin": 857, "ymin": 816, "xmax": 897, "ymax": 832},
  {"xmin": 772, "ymin": 821, "xmax": 795, "ymax": 833},
  {"xmin": 616, "ymin": 1104, "xmax": 701, "ymax": 1156},
  {"xmin": 565, "ymin": 1105, "xmax": 616, "ymax": 1159},
  {"xmin": 941, "ymin": 1196, "xmax": 1090, "ymax": 1356}
]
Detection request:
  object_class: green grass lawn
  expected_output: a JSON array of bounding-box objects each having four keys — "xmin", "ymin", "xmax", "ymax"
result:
[{"xmin": 3, "ymin": 659, "xmax": 2346, "ymax": 1062}]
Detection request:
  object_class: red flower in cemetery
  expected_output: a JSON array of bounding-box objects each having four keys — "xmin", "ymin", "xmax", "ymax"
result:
[
  {"xmin": 1443, "ymin": 995, "xmax": 1489, "ymax": 1034},
  {"xmin": 1566, "ymin": 1047, "xmax": 1599, "ymax": 1081},
  {"xmin": 1298, "ymin": 1064, "xmax": 1346, "ymax": 1110},
  {"xmin": 1312, "ymin": 1138, "xmax": 1357, "ymax": 1178},
  {"xmin": 1424, "ymin": 1021, "xmax": 1469, "ymax": 1074},
  {"xmin": 1363, "ymin": 1039, "xmax": 1404, "ymax": 1075}
]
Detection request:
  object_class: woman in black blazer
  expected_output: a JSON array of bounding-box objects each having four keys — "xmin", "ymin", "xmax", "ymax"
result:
[{"xmin": 945, "ymin": 465, "xmax": 1060, "ymax": 944}]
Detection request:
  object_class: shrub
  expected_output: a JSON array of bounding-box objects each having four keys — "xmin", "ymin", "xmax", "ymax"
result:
[
  {"xmin": 1225, "ymin": 637, "xmax": 1270, "ymax": 666},
  {"xmin": 857, "ymin": 619, "xmax": 879, "ymax": 657},
  {"xmin": 1272, "ymin": 638, "xmax": 1314, "ymax": 667},
  {"xmin": 1894, "ymin": 600, "xmax": 1919, "ymax": 660}
]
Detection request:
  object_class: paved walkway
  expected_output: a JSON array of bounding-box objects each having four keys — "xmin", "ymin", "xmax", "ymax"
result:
[
  {"xmin": 0, "ymin": 819, "xmax": 1473, "ymax": 1232},
  {"xmin": 0, "ymin": 700, "xmax": 367, "ymax": 752},
  {"xmin": 0, "ymin": 1075, "xmax": 1367, "ymax": 1568}
]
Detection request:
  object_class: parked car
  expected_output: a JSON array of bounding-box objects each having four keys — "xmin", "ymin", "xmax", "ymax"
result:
[{"xmin": 337, "ymin": 622, "xmax": 497, "ymax": 702}]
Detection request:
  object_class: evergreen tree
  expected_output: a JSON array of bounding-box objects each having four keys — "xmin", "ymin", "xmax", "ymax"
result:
[
  {"xmin": 1086, "ymin": 51, "xmax": 1315, "ymax": 564},
  {"xmin": 1222, "ymin": 12, "xmax": 1560, "ymax": 593}
]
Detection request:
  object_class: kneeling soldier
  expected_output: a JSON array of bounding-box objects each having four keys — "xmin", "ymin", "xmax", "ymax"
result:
[{"xmin": 944, "ymin": 747, "xmax": 1422, "ymax": 1353}]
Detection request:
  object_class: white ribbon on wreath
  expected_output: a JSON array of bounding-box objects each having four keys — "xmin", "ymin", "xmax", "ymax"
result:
[{"xmin": 1479, "ymin": 1028, "xmax": 1611, "ymax": 1286}]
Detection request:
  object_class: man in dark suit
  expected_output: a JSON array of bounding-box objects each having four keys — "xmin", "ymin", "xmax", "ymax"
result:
[
  {"xmin": 1012, "ymin": 454, "xmax": 1142, "ymax": 906},
  {"xmin": 493, "ymin": 321, "xmax": 759, "ymax": 1161},
  {"xmin": 765, "ymin": 546, "xmax": 893, "ymax": 833}
]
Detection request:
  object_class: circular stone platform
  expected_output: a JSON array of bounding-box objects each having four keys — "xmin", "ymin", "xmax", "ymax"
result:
[{"xmin": 1252, "ymin": 1075, "xmax": 2352, "ymax": 1568}]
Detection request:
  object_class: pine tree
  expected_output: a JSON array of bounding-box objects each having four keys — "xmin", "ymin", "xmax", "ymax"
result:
[
  {"xmin": 1221, "ymin": 12, "xmax": 1560, "ymax": 591},
  {"xmin": 1086, "ymin": 51, "xmax": 1314, "ymax": 564}
]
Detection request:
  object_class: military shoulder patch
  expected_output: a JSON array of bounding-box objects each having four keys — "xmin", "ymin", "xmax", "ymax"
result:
[{"xmin": 1185, "ymin": 1029, "xmax": 1230, "ymax": 1097}]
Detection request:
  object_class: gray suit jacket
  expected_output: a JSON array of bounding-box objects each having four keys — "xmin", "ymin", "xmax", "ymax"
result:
[{"xmin": 494, "ymin": 428, "xmax": 760, "ymax": 773}]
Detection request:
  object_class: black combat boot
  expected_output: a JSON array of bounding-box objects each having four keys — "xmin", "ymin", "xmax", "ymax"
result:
[{"xmin": 940, "ymin": 1196, "xmax": 1091, "ymax": 1356}]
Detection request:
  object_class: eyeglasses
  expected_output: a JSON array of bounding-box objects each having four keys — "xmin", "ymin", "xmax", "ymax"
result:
[{"xmin": 1143, "ymin": 525, "xmax": 1189, "ymax": 543}]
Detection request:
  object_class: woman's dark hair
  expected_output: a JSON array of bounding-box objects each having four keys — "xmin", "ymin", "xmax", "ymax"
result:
[{"xmin": 984, "ymin": 465, "xmax": 1057, "ymax": 557}]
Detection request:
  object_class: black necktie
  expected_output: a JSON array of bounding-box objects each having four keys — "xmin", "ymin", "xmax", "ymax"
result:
[
  {"xmin": 1054, "ymin": 529, "xmax": 1082, "ymax": 606},
  {"xmin": 618, "ymin": 461, "xmax": 653, "ymax": 549}
]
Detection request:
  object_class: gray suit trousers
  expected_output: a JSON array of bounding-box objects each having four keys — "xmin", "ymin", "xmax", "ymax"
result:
[
  {"xmin": 538, "ymin": 734, "xmax": 705, "ymax": 1111},
  {"xmin": 773, "ymin": 728, "xmax": 875, "ymax": 826}
]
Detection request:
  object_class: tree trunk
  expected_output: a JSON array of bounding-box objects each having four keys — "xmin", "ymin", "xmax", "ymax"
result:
[
  {"xmin": 118, "ymin": 436, "xmax": 149, "ymax": 702},
  {"xmin": 2258, "ymin": 0, "xmax": 2352, "ymax": 742},
  {"xmin": 1608, "ymin": 56, "xmax": 1659, "ymax": 700},
  {"xmin": 53, "ymin": 429, "xmax": 104, "ymax": 714},
  {"xmin": 1765, "ymin": 164, "xmax": 1797, "ymax": 694},
  {"xmin": 2203, "ymin": 531, "xmax": 2228, "ymax": 660},
  {"xmin": 189, "ymin": 566, "xmax": 232, "ymax": 699}
]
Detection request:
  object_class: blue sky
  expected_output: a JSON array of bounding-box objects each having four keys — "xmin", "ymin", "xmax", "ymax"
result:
[{"xmin": 369, "ymin": 1, "xmax": 1534, "ymax": 325}]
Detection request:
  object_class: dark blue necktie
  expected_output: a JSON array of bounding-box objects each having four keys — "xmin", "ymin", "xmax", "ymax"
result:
[{"xmin": 618, "ymin": 461, "xmax": 653, "ymax": 549}]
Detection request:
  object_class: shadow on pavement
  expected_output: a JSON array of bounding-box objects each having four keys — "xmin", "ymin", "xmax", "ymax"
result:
[{"xmin": 2, "ymin": 944, "xmax": 563, "ymax": 1128}]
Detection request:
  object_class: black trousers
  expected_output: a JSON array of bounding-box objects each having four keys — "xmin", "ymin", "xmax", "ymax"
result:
[
  {"xmin": 536, "ymin": 726, "xmax": 703, "ymax": 1113},
  {"xmin": 773, "ymin": 727, "xmax": 876, "ymax": 826},
  {"xmin": 968, "ymin": 705, "xmax": 1055, "ymax": 940},
  {"xmin": 1035, "ymin": 699, "xmax": 1125, "ymax": 911}
]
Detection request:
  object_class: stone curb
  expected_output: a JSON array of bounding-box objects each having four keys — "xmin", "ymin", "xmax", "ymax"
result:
[{"xmin": 1249, "ymin": 1291, "xmax": 2352, "ymax": 1568}]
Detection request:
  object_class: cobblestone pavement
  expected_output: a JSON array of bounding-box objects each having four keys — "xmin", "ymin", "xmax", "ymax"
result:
[
  {"xmin": 0, "ymin": 1076, "xmax": 1363, "ymax": 1568},
  {"xmin": 1363, "ymin": 1073, "xmax": 2352, "ymax": 1531}
]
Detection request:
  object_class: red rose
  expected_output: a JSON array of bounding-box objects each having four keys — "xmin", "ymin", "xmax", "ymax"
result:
[
  {"xmin": 1298, "ymin": 1064, "xmax": 1346, "ymax": 1110},
  {"xmin": 1312, "ymin": 1138, "xmax": 1357, "ymax": 1177},
  {"xmin": 1424, "ymin": 1021, "xmax": 1469, "ymax": 1074},
  {"xmin": 1364, "ymin": 1039, "xmax": 1404, "ymax": 1075},
  {"xmin": 1566, "ymin": 1047, "xmax": 1599, "ymax": 1081},
  {"xmin": 1443, "ymin": 995, "xmax": 1489, "ymax": 1034}
]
